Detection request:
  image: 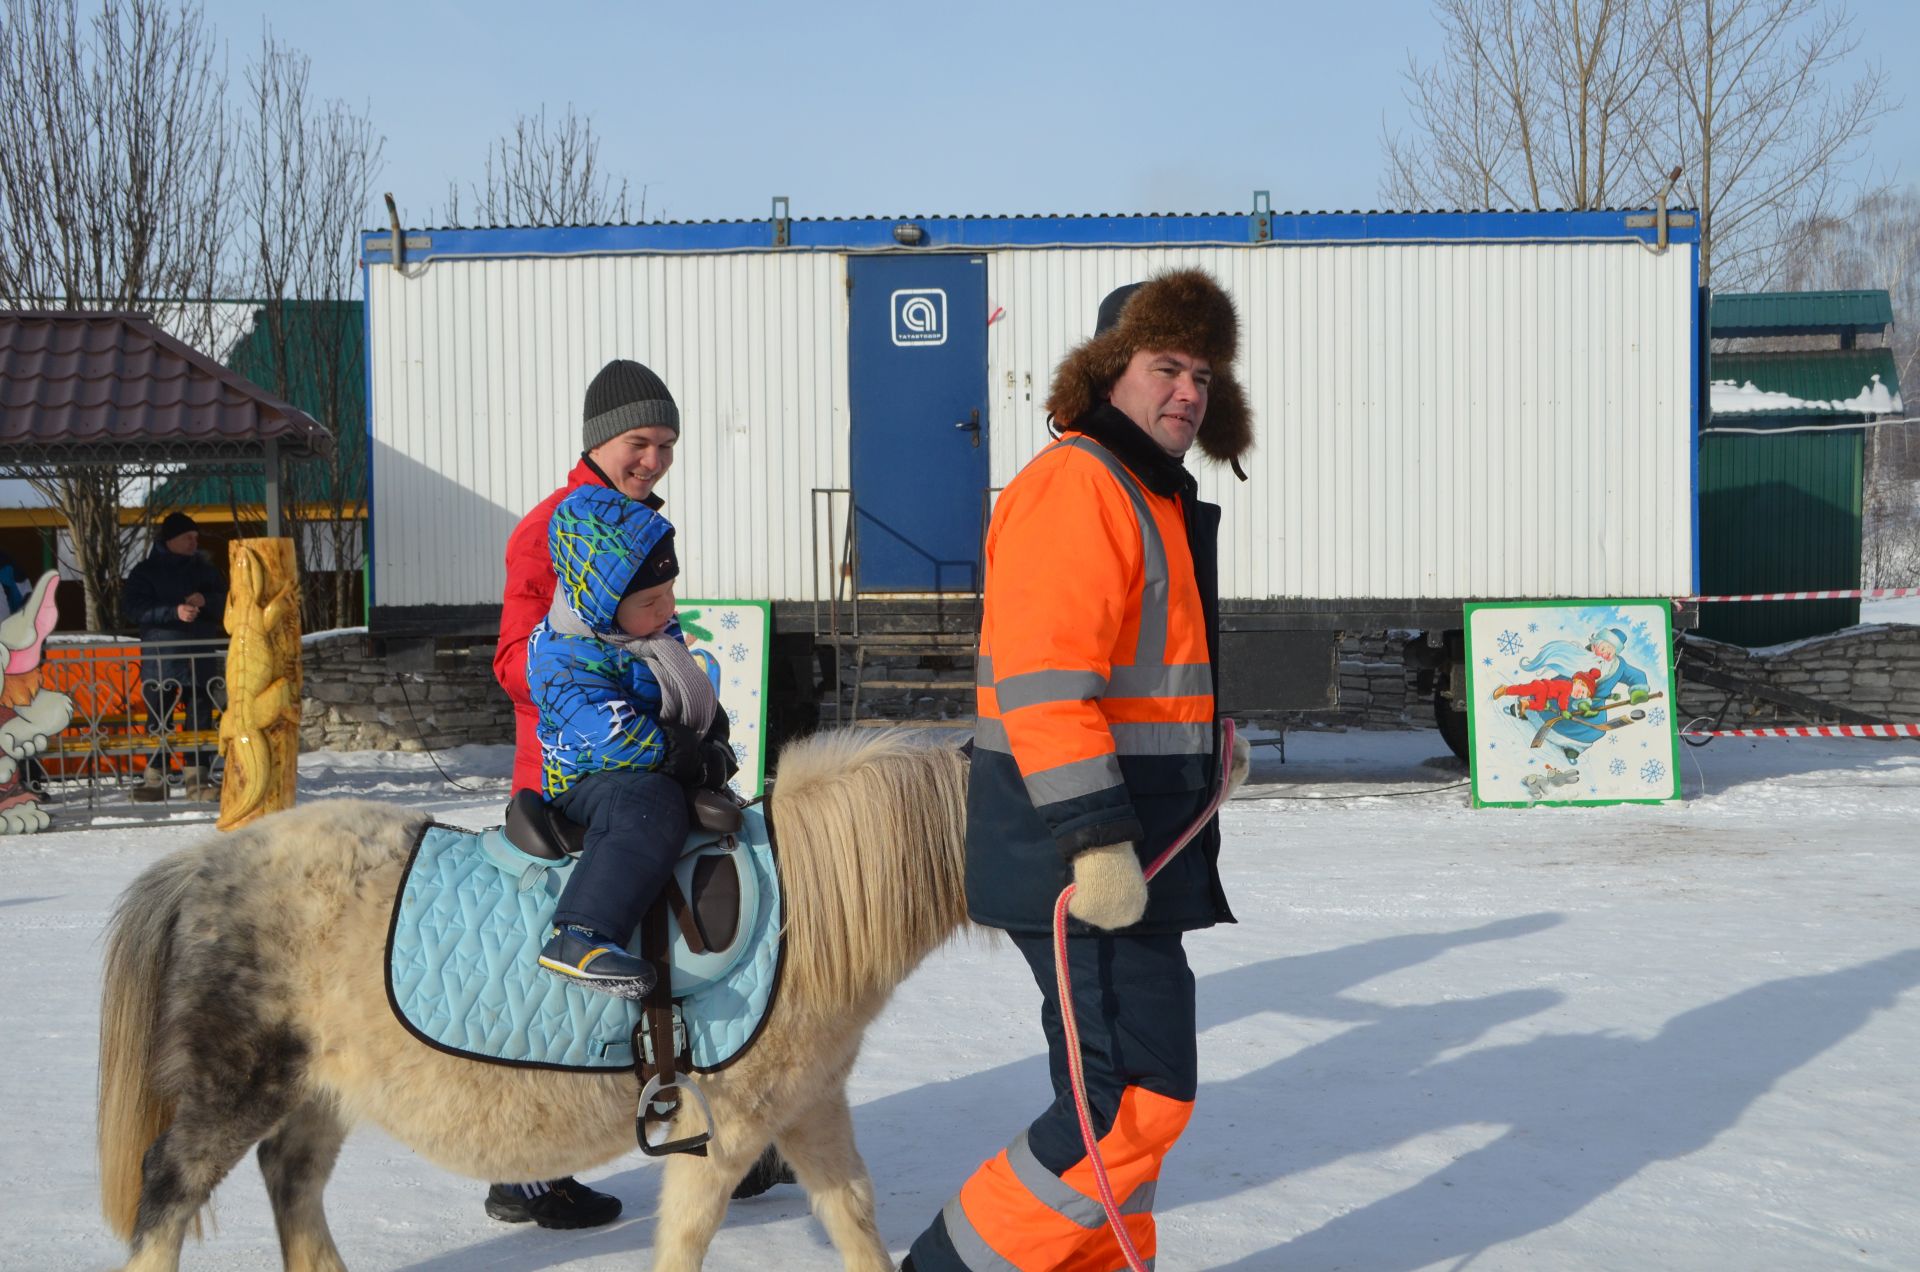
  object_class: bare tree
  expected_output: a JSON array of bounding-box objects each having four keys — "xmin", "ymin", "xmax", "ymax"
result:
[
  {"xmin": 1787, "ymin": 187, "xmax": 1920, "ymax": 586},
  {"xmin": 1382, "ymin": 0, "xmax": 1892, "ymax": 288},
  {"xmin": 0, "ymin": 0, "xmax": 230, "ymax": 629},
  {"xmin": 444, "ymin": 104, "xmax": 639, "ymax": 226},
  {"xmin": 236, "ymin": 30, "xmax": 383, "ymax": 630},
  {"xmin": 1385, "ymin": 0, "xmax": 1671, "ymax": 212}
]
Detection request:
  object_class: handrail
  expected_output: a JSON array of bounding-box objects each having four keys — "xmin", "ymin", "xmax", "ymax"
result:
[
  {"xmin": 28, "ymin": 636, "xmax": 230, "ymax": 821},
  {"xmin": 809, "ymin": 487, "xmax": 859, "ymax": 645}
]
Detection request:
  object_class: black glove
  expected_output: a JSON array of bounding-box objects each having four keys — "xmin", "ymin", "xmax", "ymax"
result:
[
  {"xmin": 698, "ymin": 712, "xmax": 739, "ymax": 790},
  {"xmin": 659, "ymin": 716, "xmax": 739, "ymax": 790},
  {"xmin": 701, "ymin": 738, "xmax": 740, "ymax": 790},
  {"xmin": 656, "ymin": 722, "xmax": 708, "ymax": 787}
]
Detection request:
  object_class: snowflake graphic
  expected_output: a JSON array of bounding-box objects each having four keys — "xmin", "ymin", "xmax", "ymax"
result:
[
  {"xmin": 1482, "ymin": 656, "xmax": 1494, "ymax": 667},
  {"xmin": 720, "ymin": 611, "xmax": 741, "ymax": 630},
  {"xmin": 1609, "ymin": 758, "xmax": 1627, "ymax": 776},
  {"xmin": 726, "ymin": 707, "xmax": 740, "ymax": 726},
  {"xmin": 728, "ymin": 642, "xmax": 749, "ymax": 663},
  {"xmin": 1497, "ymin": 629, "xmax": 1524, "ymax": 656},
  {"xmin": 730, "ymin": 676, "xmax": 742, "ymax": 688},
  {"xmin": 731, "ymin": 742, "xmax": 747, "ymax": 762},
  {"xmin": 1527, "ymin": 621, "xmax": 1539, "ymax": 633},
  {"xmin": 1649, "ymin": 706, "xmax": 1668, "ymax": 727},
  {"xmin": 1640, "ymin": 759, "xmax": 1667, "ymax": 783}
]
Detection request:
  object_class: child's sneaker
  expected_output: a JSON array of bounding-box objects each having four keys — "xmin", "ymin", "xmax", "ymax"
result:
[{"xmin": 538, "ymin": 925, "xmax": 655, "ymax": 998}]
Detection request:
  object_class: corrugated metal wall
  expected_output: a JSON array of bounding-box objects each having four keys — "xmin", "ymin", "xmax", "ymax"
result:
[
  {"xmin": 370, "ymin": 238, "xmax": 1694, "ymax": 609},
  {"xmin": 367, "ymin": 253, "xmax": 847, "ymax": 608},
  {"xmin": 1697, "ymin": 431, "xmax": 1863, "ymax": 646},
  {"xmin": 987, "ymin": 241, "xmax": 1696, "ymax": 600}
]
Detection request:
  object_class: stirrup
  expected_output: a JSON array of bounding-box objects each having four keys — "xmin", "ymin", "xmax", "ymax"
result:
[{"xmin": 637, "ymin": 1072, "xmax": 714, "ymax": 1157}]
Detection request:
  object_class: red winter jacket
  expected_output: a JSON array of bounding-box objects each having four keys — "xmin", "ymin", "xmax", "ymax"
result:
[{"xmin": 493, "ymin": 458, "xmax": 617, "ymax": 794}]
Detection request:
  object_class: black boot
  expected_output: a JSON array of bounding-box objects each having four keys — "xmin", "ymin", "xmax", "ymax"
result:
[
  {"xmin": 484, "ymin": 1177, "xmax": 621, "ymax": 1229},
  {"xmin": 731, "ymin": 1144, "xmax": 798, "ymax": 1199}
]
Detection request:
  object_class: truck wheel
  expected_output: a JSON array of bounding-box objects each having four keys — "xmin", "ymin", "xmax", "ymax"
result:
[{"xmin": 1433, "ymin": 684, "xmax": 1470, "ymax": 761}]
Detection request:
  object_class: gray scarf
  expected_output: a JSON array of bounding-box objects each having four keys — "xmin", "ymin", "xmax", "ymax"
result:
[{"xmin": 547, "ymin": 594, "xmax": 717, "ymax": 734}]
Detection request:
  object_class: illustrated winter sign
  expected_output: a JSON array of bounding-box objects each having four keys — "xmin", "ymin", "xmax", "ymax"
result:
[
  {"xmin": 0, "ymin": 573, "xmax": 75, "ymax": 833},
  {"xmin": 676, "ymin": 599, "xmax": 771, "ymax": 799},
  {"xmin": 1464, "ymin": 600, "xmax": 1680, "ymax": 807}
]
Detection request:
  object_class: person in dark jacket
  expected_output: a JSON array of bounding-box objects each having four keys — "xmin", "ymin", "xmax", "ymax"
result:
[
  {"xmin": 904, "ymin": 271, "xmax": 1254, "ymax": 1272},
  {"xmin": 121, "ymin": 512, "xmax": 225, "ymax": 802}
]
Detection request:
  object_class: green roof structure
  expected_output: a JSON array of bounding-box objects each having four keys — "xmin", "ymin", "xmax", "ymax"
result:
[
  {"xmin": 1708, "ymin": 348, "xmax": 1902, "ymax": 420},
  {"xmin": 1710, "ymin": 290, "xmax": 1895, "ymax": 339},
  {"xmin": 149, "ymin": 300, "xmax": 364, "ymax": 511},
  {"xmin": 1699, "ymin": 288, "xmax": 1899, "ymax": 648}
]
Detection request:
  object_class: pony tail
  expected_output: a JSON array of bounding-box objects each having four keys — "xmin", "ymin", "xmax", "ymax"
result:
[{"xmin": 97, "ymin": 851, "xmax": 200, "ymax": 1239}]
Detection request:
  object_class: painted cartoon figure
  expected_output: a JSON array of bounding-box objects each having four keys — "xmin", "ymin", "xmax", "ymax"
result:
[
  {"xmin": 0, "ymin": 573, "xmax": 75, "ymax": 834},
  {"xmin": 1494, "ymin": 669, "xmax": 1599, "ymax": 716},
  {"xmin": 1505, "ymin": 625, "xmax": 1654, "ymax": 766}
]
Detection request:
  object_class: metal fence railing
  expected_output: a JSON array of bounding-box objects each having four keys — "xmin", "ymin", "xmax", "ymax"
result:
[{"xmin": 28, "ymin": 636, "xmax": 230, "ymax": 821}]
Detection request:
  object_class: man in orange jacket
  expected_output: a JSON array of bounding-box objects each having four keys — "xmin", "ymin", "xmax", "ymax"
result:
[{"xmin": 904, "ymin": 270, "xmax": 1254, "ymax": 1271}]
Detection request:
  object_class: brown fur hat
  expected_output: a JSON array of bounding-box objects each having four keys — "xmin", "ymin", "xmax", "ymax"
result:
[{"xmin": 1044, "ymin": 268, "xmax": 1253, "ymax": 472}]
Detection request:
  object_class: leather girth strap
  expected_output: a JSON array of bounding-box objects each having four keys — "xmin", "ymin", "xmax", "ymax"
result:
[{"xmin": 633, "ymin": 900, "xmax": 707, "ymax": 1156}]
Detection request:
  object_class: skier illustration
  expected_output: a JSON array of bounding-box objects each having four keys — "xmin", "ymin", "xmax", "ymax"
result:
[{"xmin": 1498, "ymin": 623, "xmax": 1653, "ymax": 771}]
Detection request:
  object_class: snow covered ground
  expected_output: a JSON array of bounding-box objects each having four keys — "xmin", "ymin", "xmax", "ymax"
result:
[
  {"xmin": 1860, "ymin": 594, "xmax": 1920, "ymax": 626},
  {"xmin": 5, "ymin": 728, "xmax": 1918, "ymax": 1271}
]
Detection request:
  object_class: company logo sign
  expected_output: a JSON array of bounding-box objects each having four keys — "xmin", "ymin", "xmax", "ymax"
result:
[{"xmin": 890, "ymin": 288, "xmax": 948, "ymax": 346}]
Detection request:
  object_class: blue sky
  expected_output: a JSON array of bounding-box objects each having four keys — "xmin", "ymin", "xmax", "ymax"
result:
[{"xmin": 202, "ymin": 0, "xmax": 1918, "ymax": 226}]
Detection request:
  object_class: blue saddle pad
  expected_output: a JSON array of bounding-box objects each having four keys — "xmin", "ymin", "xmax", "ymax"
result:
[{"xmin": 385, "ymin": 806, "xmax": 781, "ymax": 1072}]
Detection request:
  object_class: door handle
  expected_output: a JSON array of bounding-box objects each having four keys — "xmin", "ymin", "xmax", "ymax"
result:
[{"xmin": 954, "ymin": 409, "xmax": 981, "ymax": 448}]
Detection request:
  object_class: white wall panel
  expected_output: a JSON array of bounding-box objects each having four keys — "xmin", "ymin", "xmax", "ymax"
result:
[
  {"xmin": 985, "ymin": 240, "xmax": 1695, "ymax": 600},
  {"xmin": 370, "ymin": 236, "xmax": 1693, "ymax": 611},
  {"xmin": 368, "ymin": 253, "xmax": 847, "ymax": 608}
]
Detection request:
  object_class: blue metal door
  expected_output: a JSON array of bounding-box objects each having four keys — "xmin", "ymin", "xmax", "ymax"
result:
[{"xmin": 848, "ymin": 254, "xmax": 989, "ymax": 592}]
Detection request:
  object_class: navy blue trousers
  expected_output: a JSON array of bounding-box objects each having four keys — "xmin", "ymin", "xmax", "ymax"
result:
[{"xmin": 549, "ymin": 768, "xmax": 688, "ymax": 941}]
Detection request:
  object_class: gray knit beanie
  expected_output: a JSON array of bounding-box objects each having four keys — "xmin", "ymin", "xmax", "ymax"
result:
[{"xmin": 582, "ymin": 358, "xmax": 679, "ymax": 451}]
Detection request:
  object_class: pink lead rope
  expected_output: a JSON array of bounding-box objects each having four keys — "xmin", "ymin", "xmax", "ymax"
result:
[{"xmin": 1049, "ymin": 718, "xmax": 1237, "ymax": 1272}]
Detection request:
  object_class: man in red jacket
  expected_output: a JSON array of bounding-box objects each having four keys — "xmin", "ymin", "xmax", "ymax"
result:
[
  {"xmin": 486, "ymin": 357, "xmax": 792, "ymax": 1225},
  {"xmin": 495, "ymin": 358, "xmax": 679, "ymax": 797},
  {"xmin": 483, "ymin": 358, "xmax": 678, "ymax": 1227}
]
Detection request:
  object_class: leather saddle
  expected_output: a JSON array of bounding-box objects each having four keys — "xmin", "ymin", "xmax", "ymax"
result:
[{"xmin": 502, "ymin": 787, "xmax": 748, "ymax": 956}]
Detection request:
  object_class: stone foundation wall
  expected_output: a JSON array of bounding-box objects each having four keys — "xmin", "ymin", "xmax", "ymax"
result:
[
  {"xmin": 1675, "ymin": 625, "xmax": 1920, "ymax": 729},
  {"xmin": 1331, "ymin": 631, "xmax": 1428, "ymax": 729},
  {"xmin": 292, "ymin": 622, "xmax": 1920, "ymax": 753},
  {"xmin": 299, "ymin": 632, "xmax": 514, "ymax": 752}
]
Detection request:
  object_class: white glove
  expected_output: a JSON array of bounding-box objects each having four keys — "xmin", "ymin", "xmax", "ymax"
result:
[
  {"xmin": 1067, "ymin": 842, "xmax": 1147, "ymax": 930},
  {"xmin": 0, "ymin": 690, "xmax": 72, "ymax": 760},
  {"xmin": 0, "ymin": 799, "xmax": 49, "ymax": 835},
  {"xmin": 1226, "ymin": 731, "xmax": 1250, "ymax": 797}
]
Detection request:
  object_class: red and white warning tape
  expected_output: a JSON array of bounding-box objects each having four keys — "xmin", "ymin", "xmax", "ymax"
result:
[
  {"xmin": 1676, "ymin": 586, "xmax": 1920, "ymax": 603},
  {"xmin": 1683, "ymin": 723, "xmax": 1920, "ymax": 739}
]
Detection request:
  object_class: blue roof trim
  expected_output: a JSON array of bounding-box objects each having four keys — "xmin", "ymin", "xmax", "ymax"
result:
[{"xmin": 362, "ymin": 209, "xmax": 1699, "ymax": 264}]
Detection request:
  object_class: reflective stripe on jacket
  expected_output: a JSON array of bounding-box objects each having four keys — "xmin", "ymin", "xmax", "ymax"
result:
[{"xmin": 964, "ymin": 404, "xmax": 1232, "ymax": 934}]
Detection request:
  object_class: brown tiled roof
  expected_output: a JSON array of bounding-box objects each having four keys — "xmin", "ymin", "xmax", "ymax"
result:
[{"xmin": 0, "ymin": 309, "xmax": 332, "ymax": 465}]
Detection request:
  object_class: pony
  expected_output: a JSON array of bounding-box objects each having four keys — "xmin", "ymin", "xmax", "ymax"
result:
[{"xmin": 97, "ymin": 727, "xmax": 971, "ymax": 1272}]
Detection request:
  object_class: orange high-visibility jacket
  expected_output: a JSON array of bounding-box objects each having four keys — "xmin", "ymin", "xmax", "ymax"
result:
[{"xmin": 965, "ymin": 405, "xmax": 1233, "ymax": 934}]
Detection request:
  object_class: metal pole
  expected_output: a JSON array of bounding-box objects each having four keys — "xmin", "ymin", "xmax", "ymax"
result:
[{"xmin": 263, "ymin": 439, "xmax": 283, "ymax": 537}]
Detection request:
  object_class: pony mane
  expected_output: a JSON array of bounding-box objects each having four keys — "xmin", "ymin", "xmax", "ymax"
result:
[{"xmin": 768, "ymin": 726, "xmax": 971, "ymax": 1014}]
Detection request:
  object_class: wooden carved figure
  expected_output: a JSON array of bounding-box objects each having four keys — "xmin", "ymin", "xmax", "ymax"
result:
[{"xmin": 218, "ymin": 538, "xmax": 301, "ymax": 830}]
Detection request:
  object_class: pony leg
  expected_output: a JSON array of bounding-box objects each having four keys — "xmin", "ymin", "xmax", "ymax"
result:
[
  {"xmin": 121, "ymin": 1096, "xmax": 289, "ymax": 1272},
  {"xmin": 257, "ymin": 1097, "xmax": 351, "ymax": 1272},
  {"xmin": 650, "ymin": 1131, "xmax": 770, "ymax": 1272},
  {"xmin": 774, "ymin": 1088, "xmax": 891, "ymax": 1272}
]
